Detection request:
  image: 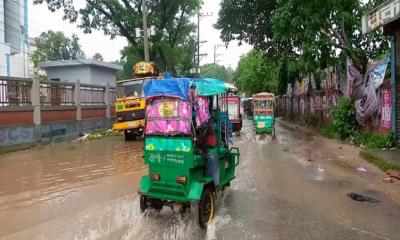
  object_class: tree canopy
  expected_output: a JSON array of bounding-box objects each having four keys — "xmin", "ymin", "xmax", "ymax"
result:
[
  {"xmin": 233, "ymin": 50, "xmax": 279, "ymax": 96},
  {"xmin": 34, "ymin": 0, "xmax": 200, "ymax": 74},
  {"xmin": 92, "ymin": 53, "xmax": 104, "ymax": 61},
  {"xmin": 31, "ymin": 30, "xmax": 85, "ymax": 70},
  {"xmin": 200, "ymin": 63, "xmax": 233, "ymax": 82},
  {"xmin": 216, "ymin": 0, "xmax": 389, "ymax": 74}
]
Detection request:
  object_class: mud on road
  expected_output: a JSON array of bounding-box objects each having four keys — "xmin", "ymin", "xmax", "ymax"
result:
[{"xmin": 0, "ymin": 120, "xmax": 399, "ymax": 240}]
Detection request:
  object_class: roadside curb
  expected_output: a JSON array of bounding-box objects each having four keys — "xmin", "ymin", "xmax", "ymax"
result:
[
  {"xmin": 278, "ymin": 118, "xmax": 400, "ymax": 174},
  {"xmin": 276, "ymin": 118, "xmax": 302, "ymax": 132},
  {"xmin": 360, "ymin": 150, "xmax": 400, "ymax": 172}
]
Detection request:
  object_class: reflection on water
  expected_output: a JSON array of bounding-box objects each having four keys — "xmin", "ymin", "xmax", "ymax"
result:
[{"xmin": 0, "ymin": 136, "xmax": 145, "ymax": 210}]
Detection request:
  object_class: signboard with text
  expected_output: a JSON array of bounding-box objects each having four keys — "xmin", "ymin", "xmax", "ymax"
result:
[{"xmin": 362, "ymin": 0, "xmax": 400, "ymax": 34}]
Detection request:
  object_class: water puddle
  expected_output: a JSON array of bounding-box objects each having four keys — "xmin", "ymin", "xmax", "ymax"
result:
[
  {"xmin": 0, "ymin": 136, "xmax": 145, "ymax": 211},
  {"xmin": 347, "ymin": 193, "xmax": 381, "ymax": 203}
]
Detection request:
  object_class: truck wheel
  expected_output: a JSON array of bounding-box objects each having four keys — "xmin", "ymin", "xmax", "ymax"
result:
[
  {"xmin": 124, "ymin": 131, "xmax": 136, "ymax": 141},
  {"xmin": 140, "ymin": 195, "xmax": 148, "ymax": 213},
  {"xmin": 198, "ymin": 187, "xmax": 215, "ymax": 228}
]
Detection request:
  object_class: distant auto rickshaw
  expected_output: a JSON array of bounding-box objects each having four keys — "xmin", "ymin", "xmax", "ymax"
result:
[
  {"xmin": 242, "ymin": 98, "xmax": 253, "ymax": 118},
  {"xmin": 222, "ymin": 94, "xmax": 242, "ymax": 133},
  {"xmin": 139, "ymin": 78, "xmax": 240, "ymax": 228},
  {"xmin": 252, "ymin": 92, "xmax": 276, "ymax": 136}
]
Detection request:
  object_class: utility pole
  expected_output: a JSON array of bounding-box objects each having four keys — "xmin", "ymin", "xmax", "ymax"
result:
[
  {"xmin": 213, "ymin": 44, "xmax": 224, "ymax": 64},
  {"xmin": 197, "ymin": 13, "xmax": 200, "ymax": 74},
  {"xmin": 142, "ymin": 0, "xmax": 150, "ymax": 61},
  {"xmin": 197, "ymin": 11, "xmax": 212, "ymax": 74}
]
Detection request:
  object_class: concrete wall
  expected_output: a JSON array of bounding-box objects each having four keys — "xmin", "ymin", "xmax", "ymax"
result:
[
  {"xmin": 0, "ymin": 107, "xmax": 34, "ymax": 126},
  {"xmin": 0, "ymin": 118, "xmax": 112, "ymax": 147},
  {"xmin": 0, "ymin": 78, "xmax": 117, "ymax": 148}
]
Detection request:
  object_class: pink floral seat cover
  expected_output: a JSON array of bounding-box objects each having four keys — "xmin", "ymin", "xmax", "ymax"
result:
[{"xmin": 145, "ymin": 98, "xmax": 191, "ymax": 135}]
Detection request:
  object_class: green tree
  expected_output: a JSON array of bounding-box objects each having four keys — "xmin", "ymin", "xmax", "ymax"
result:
[
  {"xmin": 216, "ymin": 0, "xmax": 389, "ymax": 73},
  {"xmin": 200, "ymin": 63, "xmax": 229, "ymax": 82},
  {"xmin": 92, "ymin": 52, "xmax": 104, "ymax": 61},
  {"xmin": 31, "ymin": 30, "xmax": 85, "ymax": 69},
  {"xmin": 34, "ymin": 0, "xmax": 200, "ymax": 74},
  {"xmin": 233, "ymin": 50, "xmax": 278, "ymax": 96}
]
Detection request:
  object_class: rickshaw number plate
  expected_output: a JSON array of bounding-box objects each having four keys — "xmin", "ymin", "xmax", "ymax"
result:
[{"xmin": 258, "ymin": 122, "xmax": 265, "ymax": 128}]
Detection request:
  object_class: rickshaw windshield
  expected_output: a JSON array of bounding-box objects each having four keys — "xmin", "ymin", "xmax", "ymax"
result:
[{"xmin": 255, "ymin": 100, "xmax": 273, "ymax": 109}]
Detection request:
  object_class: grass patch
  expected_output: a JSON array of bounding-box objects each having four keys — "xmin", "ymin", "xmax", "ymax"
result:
[
  {"xmin": 322, "ymin": 124, "xmax": 337, "ymax": 139},
  {"xmin": 360, "ymin": 151, "xmax": 400, "ymax": 172}
]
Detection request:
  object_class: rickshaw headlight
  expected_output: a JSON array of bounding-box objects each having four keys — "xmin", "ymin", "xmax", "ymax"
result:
[
  {"xmin": 176, "ymin": 176, "xmax": 187, "ymax": 184},
  {"xmin": 150, "ymin": 173, "xmax": 160, "ymax": 181}
]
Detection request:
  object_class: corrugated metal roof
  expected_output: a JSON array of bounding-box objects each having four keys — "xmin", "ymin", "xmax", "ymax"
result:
[{"xmin": 38, "ymin": 59, "xmax": 123, "ymax": 71}]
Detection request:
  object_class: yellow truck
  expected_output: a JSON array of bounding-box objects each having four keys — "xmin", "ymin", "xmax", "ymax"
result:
[{"xmin": 113, "ymin": 62, "xmax": 161, "ymax": 140}]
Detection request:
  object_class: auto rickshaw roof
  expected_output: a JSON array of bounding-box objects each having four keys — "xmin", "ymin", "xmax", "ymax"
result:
[
  {"xmin": 192, "ymin": 78, "xmax": 230, "ymax": 96},
  {"xmin": 144, "ymin": 77, "xmax": 231, "ymax": 100}
]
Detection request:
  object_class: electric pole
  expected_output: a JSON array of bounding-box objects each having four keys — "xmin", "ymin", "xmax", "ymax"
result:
[
  {"xmin": 197, "ymin": 12, "xmax": 200, "ymax": 74},
  {"xmin": 197, "ymin": 11, "xmax": 212, "ymax": 75},
  {"xmin": 213, "ymin": 44, "xmax": 224, "ymax": 64},
  {"xmin": 142, "ymin": 0, "xmax": 150, "ymax": 61}
]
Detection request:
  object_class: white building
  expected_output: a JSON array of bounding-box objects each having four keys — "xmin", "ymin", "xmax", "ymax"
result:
[{"xmin": 0, "ymin": 0, "xmax": 29, "ymax": 78}]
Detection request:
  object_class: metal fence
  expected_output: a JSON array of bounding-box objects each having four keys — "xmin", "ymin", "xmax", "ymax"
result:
[
  {"xmin": 0, "ymin": 78, "xmax": 115, "ymax": 108},
  {"xmin": 80, "ymin": 84, "xmax": 105, "ymax": 105},
  {"xmin": 0, "ymin": 77, "xmax": 32, "ymax": 106},
  {"xmin": 40, "ymin": 81, "xmax": 75, "ymax": 106}
]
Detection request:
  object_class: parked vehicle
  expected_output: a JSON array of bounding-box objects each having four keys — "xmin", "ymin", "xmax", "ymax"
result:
[
  {"xmin": 222, "ymin": 94, "xmax": 242, "ymax": 133},
  {"xmin": 242, "ymin": 98, "xmax": 253, "ymax": 119},
  {"xmin": 113, "ymin": 61, "xmax": 162, "ymax": 140},
  {"xmin": 252, "ymin": 92, "xmax": 276, "ymax": 136},
  {"xmin": 139, "ymin": 78, "xmax": 240, "ymax": 228}
]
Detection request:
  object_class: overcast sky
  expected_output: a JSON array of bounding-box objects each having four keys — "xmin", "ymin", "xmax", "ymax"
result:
[{"xmin": 28, "ymin": 0, "xmax": 252, "ymax": 69}]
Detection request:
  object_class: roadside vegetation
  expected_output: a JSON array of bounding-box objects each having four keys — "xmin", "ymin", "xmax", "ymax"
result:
[{"xmin": 322, "ymin": 98, "xmax": 396, "ymax": 150}]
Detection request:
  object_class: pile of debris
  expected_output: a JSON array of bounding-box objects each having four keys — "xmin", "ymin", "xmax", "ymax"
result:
[
  {"xmin": 75, "ymin": 129, "xmax": 121, "ymax": 141},
  {"xmin": 383, "ymin": 170, "xmax": 400, "ymax": 183}
]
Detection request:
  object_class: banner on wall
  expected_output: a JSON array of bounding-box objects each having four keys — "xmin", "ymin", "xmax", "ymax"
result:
[
  {"xmin": 380, "ymin": 90, "xmax": 392, "ymax": 129},
  {"xmin": 369, "ymin": 60, "xmax": 389, "ymax": 90},
  {"xmin": 355, "ymin": 80, "xmax": 379, "ymax": 124}
]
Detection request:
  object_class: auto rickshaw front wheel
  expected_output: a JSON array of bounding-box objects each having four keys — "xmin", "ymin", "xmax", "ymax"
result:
[{"xmin": 198, "ymin": 187, "xmax": 215, "ymax": 228}]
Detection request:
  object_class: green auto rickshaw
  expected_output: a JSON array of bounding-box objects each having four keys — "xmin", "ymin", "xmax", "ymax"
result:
[
  {"xmin": 253, "ymin": 92, "xmax": 276, "ymax": 136},
  {"xmin": 139, "ymin": 78, "xmax": 240, "ymax": 228}
]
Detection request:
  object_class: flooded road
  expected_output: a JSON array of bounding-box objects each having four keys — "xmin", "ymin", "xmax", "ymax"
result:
[{"xmin": 1, "ymin": 120, "xmax": 400, "ymax": 240}]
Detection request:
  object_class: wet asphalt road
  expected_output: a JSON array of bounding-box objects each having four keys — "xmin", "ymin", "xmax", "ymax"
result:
[{"xmin": 0, "ymin": 120, "xmax": 400, "ymax": 240}]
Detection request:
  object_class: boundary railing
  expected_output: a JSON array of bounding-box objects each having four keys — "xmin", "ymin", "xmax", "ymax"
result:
[
  {"xmin": 0, "ymin": 77, "xmax": 32, "ymax": 106},
  {"xmin": 40, "ymin": 80, "xmax": 75, "ymax": 106},
  {"xmin": 80, "ymin": 83, "xmax": 106, "ymax": 106}
]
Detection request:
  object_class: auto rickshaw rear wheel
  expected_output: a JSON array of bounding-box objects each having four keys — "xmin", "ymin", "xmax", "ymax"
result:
[
  {"xmin": 140, "ymin": 195, "xmax": 148, "ymax": 213},
  {"xmin": 198, "ymin": 187, "xmax": 215, "ymax": 228},
  {"xmin": 272, "ymin": 127, "xmax": 276, "ymax": 139},
  {"xmin": 149, "ymin": 198, "xmax": 163, "ymax": 210}
]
